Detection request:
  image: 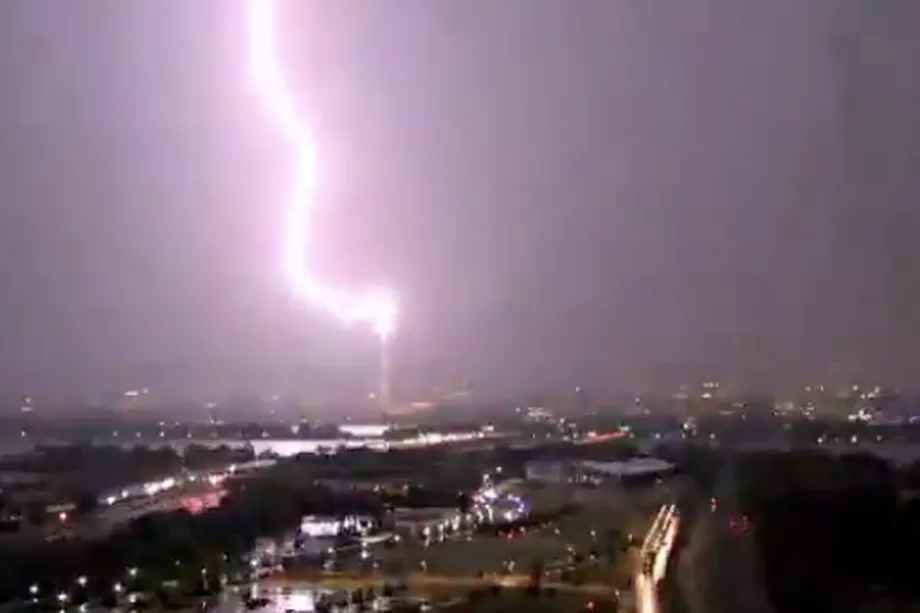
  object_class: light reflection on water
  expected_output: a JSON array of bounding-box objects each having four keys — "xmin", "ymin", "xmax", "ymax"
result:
[
  {"xmin": 0, "ymin": 436, "xmax": 390, "ymax": 458},
  {"xmin": 39, "ymin": 437, "xmax": 920, "ymax": 466},
  {"xmin": 86, "ymin": 438, "xmax": 387, "ymax": 457}
]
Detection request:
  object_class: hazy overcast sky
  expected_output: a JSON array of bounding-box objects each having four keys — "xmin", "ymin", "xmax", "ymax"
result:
[{"xmin": 1, "ymin": 0, "xmax": 919, "ymax": 403}]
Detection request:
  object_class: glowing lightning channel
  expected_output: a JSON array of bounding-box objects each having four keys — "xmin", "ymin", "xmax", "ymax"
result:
[{"xmin": 248, "ymin": 0, "xmax": 397, "ymax": 342}]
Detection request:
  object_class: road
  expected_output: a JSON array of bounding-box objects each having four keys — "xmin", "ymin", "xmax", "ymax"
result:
[
  {"xmin": 635, "ymin": 504, "xmax": 679, "ymax": 613},
  {"xmin": 269, "ymin": 572, "xmax": 614, "ymax": 596}
]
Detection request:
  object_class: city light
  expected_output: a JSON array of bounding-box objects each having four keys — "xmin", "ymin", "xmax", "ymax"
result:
[{"xmin": 246, "ymin": 0, "xmax": 398, "ymax": 341}]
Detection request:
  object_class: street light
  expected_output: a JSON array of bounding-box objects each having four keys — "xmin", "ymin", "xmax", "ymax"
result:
[
  {"xmin": 113, "ymin": 582, "xmax": 123, "ymax": 594},
  {"xmin": 29, "ymin": 584, "xmax": 39, "ymax": 596},
  {"xmin": 128, "ymin": 567, "xmax": 138, "ymax": 578},
  {"xmin": 76, "ymin": 577, "xmax": 87, "ymax": 588},
  {"xmin": 57, "ymin": 592, "xmax": 68, "ymax": 604}
]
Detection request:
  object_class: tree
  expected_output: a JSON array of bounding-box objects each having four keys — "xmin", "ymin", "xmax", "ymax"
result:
[
  {"xmin": 569, "ymin": 567, "xmax": 587, "ymax": 586},
  {"xmin": 528, "ymin": 558, "xmax": 545, "ymax": 592},
  {"xmin": 351, "ymin": 588, "xmax": 364, "ymax": 609},
  {"xmin": 605, "ymin": 528, "xmax": 626, "ymax": 563}
]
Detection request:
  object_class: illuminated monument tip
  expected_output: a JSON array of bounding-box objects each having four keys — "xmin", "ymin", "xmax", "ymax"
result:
[{"xmin": 247, "ymin": 0, "xmax": 398, "ymax": 342}]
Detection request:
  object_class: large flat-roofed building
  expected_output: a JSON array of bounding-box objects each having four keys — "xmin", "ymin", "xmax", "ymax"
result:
[
  {"xmin": 524, "ymin": 460, "xmax": 570, "ymax": 484},
  {"xmin": 578, "ymin": 457, "xmax": 675, "ymax": 479},
  {"xmin": 526, "ymin": 457, "xmax": 676, "ymax": 484},
  {"xmin": 300, "ymin": 514, "xmax": 376, "ymax": 538},
  {"xmin": 391, "ymin": 507, "xmax": 462, "ymax": 538}
]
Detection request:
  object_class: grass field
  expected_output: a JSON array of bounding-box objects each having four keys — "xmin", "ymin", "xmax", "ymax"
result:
[
  {"xmin": 366, "ymin": 478, "xmax": 686, "ymax": 590},
  {"xmin": 275, "ymin": 479, "xmax": 691, "ymax": 612}
]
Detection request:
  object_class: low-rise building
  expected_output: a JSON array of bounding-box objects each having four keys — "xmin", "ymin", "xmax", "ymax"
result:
[
  {"xmin": 578, "ymin": 457, "xmax": 675, "ymax": 480},
  {"xmin": 315, "ymin": 478, "xmax": 408, "ymax": 496},
  {"xmin": 391, "ymin": 507, "xmax": 462, "ymax": 539},
  {"xmin": 299, "ymin": 514, "xmax": 376, "ymax": 538},
  {"xmin": 524, "ymin": 460, "xmax": 570, "ymax": 484}
]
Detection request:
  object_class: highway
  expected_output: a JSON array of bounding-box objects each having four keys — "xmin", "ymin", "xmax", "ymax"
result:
[
  {"xmin": 635, "ymin": 504, "xmax": 679, "ymax": 613},
  {"xmin": 269, "ymin": 572, "xmax": 614, "ymax": 595}
]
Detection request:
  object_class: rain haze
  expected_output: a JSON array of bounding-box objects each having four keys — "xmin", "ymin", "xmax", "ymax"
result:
[{"xmin": 2, "ymin": 0, "xmax": 920, "ymax": 406}]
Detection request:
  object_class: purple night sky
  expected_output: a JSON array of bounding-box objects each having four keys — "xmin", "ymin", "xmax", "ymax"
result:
[{"xmin": 1, "ymin": 0, "xmax": 919, "ymax": 404}]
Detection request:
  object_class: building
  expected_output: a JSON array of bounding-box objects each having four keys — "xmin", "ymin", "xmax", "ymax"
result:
[
  {"xmin": 391, "ymin": 507, "xmax": 462, "ymax": 539},
  {"xmin": 300, "ymin": 514, "xmax": 376, "ymax": 538},
  {"xmin": 525, "ymin": 457, "xmax": 676, "ymax": 484},
  {"xmin": 524, "ymin": 460, "xmax": 569, "ymax": 484},
  {"xmin": 315, "ymin": 477, "xmax": 408, "ymax": 496},
  {"xmin": 578, "ymin": 457, "xmax": 675, "ymax": 480}
]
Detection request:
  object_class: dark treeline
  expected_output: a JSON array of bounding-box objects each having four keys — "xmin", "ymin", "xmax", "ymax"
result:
[
  {"xmin": 0, "ymin": 444, "xmax": 254, "ymax": 494},
  {"xmin": 0, "ymin": 472, "xmax": 381, "ymax": 604},
  {"xmin": 659, "ymin": 443, "xmax": 920, "ymax": 613},
  {"xmin": 737, "ymin": 451, "xmax": 910, "ymax": 613}
]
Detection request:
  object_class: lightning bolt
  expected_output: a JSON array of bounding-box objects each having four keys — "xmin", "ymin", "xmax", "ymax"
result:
[{"xmin": 248, "ymin": 0, "xmax": 397, "ymax": 341}]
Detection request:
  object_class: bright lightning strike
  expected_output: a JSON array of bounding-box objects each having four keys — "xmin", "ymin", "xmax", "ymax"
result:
[{"xmin": 248, "ymin": 0, "xmax": 397, "ymax": 341}]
